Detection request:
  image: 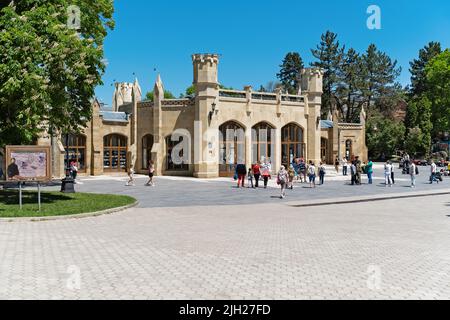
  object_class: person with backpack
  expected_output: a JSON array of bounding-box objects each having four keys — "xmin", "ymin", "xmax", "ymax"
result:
[
  {"xmin": 261, "ymin": 161, "xmax": 272, "ymax": 189},
  {"xmin": 410, "ymin": 161, "xmax": 417, "ymax": 188},
  {"xmin": 318, "ymin": 162, "xmax": 326, "ymax": 185},
  {"xmin": 235, "ymin": 163, "xmax": 247, "ymax": 188},
  {"xmin": 252, "ymin": 162, "xmax": 261, "ymax": 188},
  {"xmin": 287, "ymin": 165, "xmax": 295, "ymax": 189},
  {"xmin": 277, "ymin": 165, "xmax": 289, "ymax": 199},
  {"xmin": 307, "ymin": 161, "xmax": 316, "ymax": 188},
  {"xmin": 298, "ymin": 158, "xmax": 307, "ymax": 183}
]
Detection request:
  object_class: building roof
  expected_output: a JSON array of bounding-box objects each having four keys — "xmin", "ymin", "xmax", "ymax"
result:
[
  {"xmin": 320, "ymin": 120, "xmax": 334, "ymax": 129},
  {"xmin": 99, "ymin": 111, "xmax": 129, "ymax": 123}
]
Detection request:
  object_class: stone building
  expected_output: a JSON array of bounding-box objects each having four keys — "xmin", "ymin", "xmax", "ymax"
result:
[{"xmin": 43, "ymin": 53, "xmax": 367, "ymax": 179}]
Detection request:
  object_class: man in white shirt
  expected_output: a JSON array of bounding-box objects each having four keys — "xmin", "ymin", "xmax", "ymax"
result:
[
  {"xmin": 430, "ymin": 161, "xmax": 438, "ymax": 184},
  {"xmin": 410, "ymin": 162, "xmax": 417, "ymax": 188},
  {"xmin": 384, "ymin": 161, "xmax": 393, "ymax": 187}
]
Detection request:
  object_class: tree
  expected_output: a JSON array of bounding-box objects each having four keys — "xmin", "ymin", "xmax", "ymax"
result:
[
  {"xmin": 409, "ymin": 41, "xmax": 441, "ymax": 97},
  {"xmin": 404, "ymin": 96, "xmax": 432, "ymax": 156},
  {"xmin": 0, "ymin": 1, "xmax": 114, "ymax": 147},
  {"xmin": 145, "ymin": 90, "xmax": 175, "ymax": 102},
  {"xmin": 277, "ymin": 52, "xmax": 304, "ymax": 94},
  {"xmin": 335, "ymin": 48, "xmax": 365, "ymax": 123},
  {"xmin": 425, "ymin": 49, "xmax": 450, "ymax": 137},
  {"xmin": 366, "ymin": 112, "xmax": 406, "ymax": 159},
  {"xmin": 361, "ymin": 44, "xmax": 402, "ymax": 116},
  {"xmin": 311, "ymin": 31, "xmax": 344, "ymax": 116},
  {"xmin": 404, "ymin": 127, "xmax": 425, "ymax": 156}
]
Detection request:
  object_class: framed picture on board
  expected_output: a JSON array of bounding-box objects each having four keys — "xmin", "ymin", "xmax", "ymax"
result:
[{"xmin": 5, "ymin": 146, "xmax": 52, "ymax": 182}]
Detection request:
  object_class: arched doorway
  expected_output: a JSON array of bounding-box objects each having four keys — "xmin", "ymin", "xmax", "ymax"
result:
[
  {"xmin": 252, "ymin": 122, "xmax": 274, "ymax": 165},
  {"xmin": 281, "ymin": 123, "xmax": 305, "ymax": 166},
  {"xmin": 64, "ymin": 134, "xmax": 86, "ymax": 173},
  {"xmin": 219, "ymin": 121, "xmax": 245, "ymax": 177},
  {"xmin": 103, "ymin": 134, "xmax": 128, "ymax": 172},
  {"xmin": 345, "ymin": 139, "xmax": 353, "ymax": 161},
  {"xmin": 142, "ymin": 134, "xmax": 154, "ymax": 169}
]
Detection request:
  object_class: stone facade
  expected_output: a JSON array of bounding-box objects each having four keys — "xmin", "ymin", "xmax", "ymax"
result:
[{"xmin": 47, "ymin": 54, "xmax": 367, "ymax": 178}]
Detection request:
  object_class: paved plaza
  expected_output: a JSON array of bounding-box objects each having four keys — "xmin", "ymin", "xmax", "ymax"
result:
[{"xmin": 0, "ymin": 165, "xmax": 449, "ymax": 300}]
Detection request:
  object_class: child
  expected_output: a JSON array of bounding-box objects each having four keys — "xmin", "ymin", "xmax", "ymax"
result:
[
  {"xmin": 247, "ymin": 168, "xmax": 254, "ymax": 188},
  {"xmin": 126, "ymin": 166, "xmax": 135, "ymax": 186}
]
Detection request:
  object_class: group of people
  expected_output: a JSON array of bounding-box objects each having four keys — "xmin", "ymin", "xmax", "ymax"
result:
[
  {"xmin": 126, "ymin": 160, "xmax": 155, "ymax": 187},
  {"xmin": 234, "ymin": 158, "xmax": 330, "ymax": 199}
]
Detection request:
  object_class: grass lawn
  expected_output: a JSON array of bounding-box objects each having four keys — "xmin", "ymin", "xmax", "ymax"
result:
[{"xmin": 0, "ymin": 190, "xmax": 137, "ymax": 218}]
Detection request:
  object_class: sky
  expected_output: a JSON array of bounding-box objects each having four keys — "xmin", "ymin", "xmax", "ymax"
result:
[{"xmin": 95, "ymin": 0, "xmax": 450, "ymax": 105}]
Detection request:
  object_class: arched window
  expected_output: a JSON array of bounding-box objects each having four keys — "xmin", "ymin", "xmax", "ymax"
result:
[
  {"xmin": 142, "ymin": 134, "xmax": 154, "ymax": 169},
  {"xmin": 252, "ymin": 122, "xmax": 274, "ymax": 164},
  {"xmin": 103, "ymin": 134, "xmax": 128, "ymax": 172},
  {"xmin": 64, "ymin": 134, "xmax": 86, "ymax": 173},
  {"xmin": 281, "ymin": 123, "xmax": 305, "ymax": 166},
  {"xmin": 219, "ymin": 121, "xmax": 245, "ymax": 176},
  {"xmin": 166, "ymin": 135, "xmax": 189, "ymax": 171}
]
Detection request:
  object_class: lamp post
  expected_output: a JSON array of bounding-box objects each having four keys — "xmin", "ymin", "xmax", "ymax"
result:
[{"xmin": 60, "ymin": 133, "xmax": 75, "ymax": 193}]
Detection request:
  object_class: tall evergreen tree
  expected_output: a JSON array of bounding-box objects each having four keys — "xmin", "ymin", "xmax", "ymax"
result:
[
  {"xmin": 276, "ymin": 52, "xmax": 304, "ymax": 94},
  {"xmin": 311, "ymin": 31, "xmax": 345, "ymax": 117},
  {"xmin": 409, "ymin": 41, "xmax": 441, "ymax": 97},
  {"xmin": 361, "ymin": 44, "xmax": 402, "ymax": 116}
]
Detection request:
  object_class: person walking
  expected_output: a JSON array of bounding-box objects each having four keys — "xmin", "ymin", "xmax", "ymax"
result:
[
  {"xmin": 318, "ymin": 162, "xmax": 326, "ymax": 185},
  {"xmin": 235, "ymin": 163, "xmax": 247, "ymax": 188},
  {"xmin": 350, "ymin": 161, "xmax": 357, "ymax": 185},
  {"xmin": 70, "ymin": 160, "xmax": 78, "ymax": 183},
  {"xmin": 384, "ymin": 161, "xmax": 393, "ymax": 187},
  {"xmin": 366, "ymin": 159, "xmax": 374, "ymax": 184},
  {"xmin": 287, "ymin": 165, "xmax": 295, "ymax": 189},
  {"xmin": 342, "ymin": 157, "xmax": 348, "ymax": 176},
  {"xmin": 252, "ymin": 162, "xmax": 261, "ymax": 188},
  {"xmin": 277, "ymin": 166, "xmax": 289, "ymax": 199},
  {"xmin": 145, "ymin": 160, "xmax": 155, "ymax": 186},
  {"xmin": 391, "ymin": 161, "xmax": 396, "ymax": 184},
  {"xmin": 355, "ymin": 156, "xmax": 362, "ymax": 185},
  {"xmin": 430, "ymin": 160, "xmax": 438, "ymax": 184},
  {"xmin": 126, "ymin": 166, "xmax": 135, "ymax": 186},
  {"xmin": 261, "ymin": 161, "xmax": 271, "ymax": 189},
  {"xmin": 247, "ymin": 168, "xmax": 254, "ymax": 188},
  {"xmin": 334, "ymin": 158, "xmax": 340, "ymax": 174},
  {"xmin": 410, "ymin": 161, "xmax": 417, "ymax": 188},
  {"xmin": 307, "ymin": 161, "xmax": 316, "ymax": 188},
  {"xmin": 298, "ymin": 158, "xmax": 307, "ymax": 183}
]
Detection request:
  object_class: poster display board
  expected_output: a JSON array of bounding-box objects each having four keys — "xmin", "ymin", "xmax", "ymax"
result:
[{"xmin": 5, "ymin": 146, "xmax": 52, "ymax": 182}]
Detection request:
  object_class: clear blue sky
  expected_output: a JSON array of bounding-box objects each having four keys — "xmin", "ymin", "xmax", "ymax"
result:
[{"xmin": 95, "ymin": 0, "xmax": 450, "ymax": 104}]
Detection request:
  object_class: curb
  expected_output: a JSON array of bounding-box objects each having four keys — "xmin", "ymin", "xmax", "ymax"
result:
[
  {"xmin": 288, "ymin": 189, "xmax": 450, "ymax": 208},
  {"xmin": 0, "ymin": 201, "xmax": 139, "ymax": 223}
]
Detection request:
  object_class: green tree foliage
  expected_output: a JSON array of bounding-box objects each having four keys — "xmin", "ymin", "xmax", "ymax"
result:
[
  {"xmin": 409, "ymin": 41, "xmax": 441, "ymax": 97},
  {"xmin": 366, "ymin": 112, "xmax": 406, "ymax": 159},
  {"xmin": 277, "ymin": 52, "xmax": 304, "ymax": 94},
  {"xmin": 404, "ymin": 96, "xmax": 432, "ymax": 156},
  {"xmin": 311, "ymin": 31, "xmax": 344, "ymax": 117},
  {"xmin": 311, "ymin": 32, "xmax": 402, "ymax": 122},
  {"xmin": 425, "ymin": 49, "xmax": 450, "ymax": 137},
  {"xmin": 145, "ymin": 90, "xmax": 175, "ymax": 102},
  {"xmin": 0, "ymin": 0, "xmax": 114, "ymax": 147}
]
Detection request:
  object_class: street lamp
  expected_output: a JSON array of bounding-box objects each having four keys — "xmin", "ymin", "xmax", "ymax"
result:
[{"xmin": 60, "ymin": 133, "xmax": 75, "ymax": 193}]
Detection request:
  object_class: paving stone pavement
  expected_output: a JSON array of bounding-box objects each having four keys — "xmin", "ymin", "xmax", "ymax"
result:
[{"xmin": 0, "ymin": 187, "xmax": 449, "ymax": 299}]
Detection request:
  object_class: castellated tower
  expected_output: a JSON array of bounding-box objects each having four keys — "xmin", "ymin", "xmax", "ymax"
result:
[
  {"xmin": 301, "ymin": 68, "xmax": 324, "ymax": 164},
  {"xmin": 192, "ymin": 54, "xmax": 220, "ymax": 178},
  {"xmin": 112, "ymin": 82, "xmax": 134, "ymax": 111}
]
